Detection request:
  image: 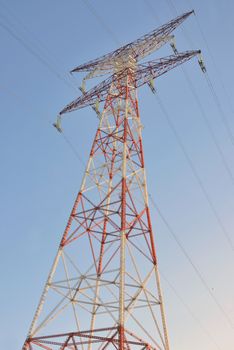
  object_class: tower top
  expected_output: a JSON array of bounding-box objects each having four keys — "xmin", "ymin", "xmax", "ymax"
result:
[
  {"xmin": 57, "ymin": 10, "xmax": 201, "ymax": 119},
  {"xmin": 70, "ymin": 10, "xmax": 194, "ymax": 77}
]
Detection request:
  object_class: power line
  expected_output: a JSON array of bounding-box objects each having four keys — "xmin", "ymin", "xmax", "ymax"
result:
[
  {"xmin": 144, "ymin": 0, "xmax": 161, "ymax": 23},
  {"xmin": 164, "ymin": 0, "xmax": 234, "ymax": 149},
  {"xmin": 165, "ymin": 0, "xmax": 195, "ymax": 46},
  {"xmin": 0, "ymin": 2, "xmax": 79, "ymax": 90},
  {"xmin": 204, "ymin": 72, "xmax": 234, "ymax": 148},
  {"xmin": 182, "ymin": 67, "xmax": 234, "ymax": 186},
  {"xmin": 57, "ymin": 125, "xmax": 234, "ymax": 340},
  {"xmin": 143, "ymin": 0, "xmax": 234, "ymax": 252},
  {"xmin": 2, "ymin": 1, "xmax": 233, "ymax": 343},
  {"xmin": 80, "ymin": 0, "xmax": 120, "ymax": 45},
  {"xmin": 149, "ymin": 194, "xmax": 234, "ymax": 330},
  {"xmin": 0, "ymin": 13, "xmax": 77, "ymax": 92},
  {"xmin": 155, "ymin": 93, "xmax": 234, "ymax": 252},
  {"xmin": 59, "ymin": 0, "xmax": 234, "ymax": 334},
  {"xmin": 187, "ymin": 0, "xmax": 234, "ymax": 117},
  {"xmin": 60, "ymin": 132, "xmax": 86, "ymax": 168},
  {"xmin": 143, "ymin": 0, "xmax": 234, "ymax": 189},
  {"xmin": 160, "ymin": 272, "xmax": 223, "ymax": 350}
]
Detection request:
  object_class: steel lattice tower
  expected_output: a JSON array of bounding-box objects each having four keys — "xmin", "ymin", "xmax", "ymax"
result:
[{"xmin": 22, "ymin": 10, "xmax": 201, "ymax": 350}]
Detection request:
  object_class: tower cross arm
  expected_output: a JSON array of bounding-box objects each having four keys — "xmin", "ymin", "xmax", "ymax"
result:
[
  {"xmin": 70, "ymin": 10, "xmax": 194, "ymax": 76},
  {"xmin": 59, "ymin": 50, "xmax": 201, "ymax": 116},
  {"xmin": 135, "ymin": 49, "xmax": 201, "ymax": 88}
]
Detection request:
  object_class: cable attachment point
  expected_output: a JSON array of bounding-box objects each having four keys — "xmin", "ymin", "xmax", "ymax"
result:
[
  {"xmin": 53, "ymin": 115, "xmax": 62, "ymax": 133},
  {"xmin": 79, "ymin": 77, "xmax": 101, "ymax": 119},
  {"xmin": 170, "ymin": 36, "xmax": 178, "ymax": 54},
  {"xmin": 198, "ymin": 52, "xmax": 206, "ymax": 73},
  {"xmin": 79, "ymin": 78, "xmax": 86, "ymax": 94},
  {"xmin": 92, "ymin": 100, "xmax": 101, "ymax": 118},
  {"xmin": 148, "ymin": 78, "xmax": 156, "ymax": 94}
]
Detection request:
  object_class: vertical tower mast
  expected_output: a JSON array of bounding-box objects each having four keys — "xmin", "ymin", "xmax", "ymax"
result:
[{"xmin": 22, "ymin": 10, "xmax": 201, "ymax": 350}]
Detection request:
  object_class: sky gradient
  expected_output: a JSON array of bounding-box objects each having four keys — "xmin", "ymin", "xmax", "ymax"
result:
[{"xmin": 0, "ymin": 0, "xmax": 234, "ymax": 349}]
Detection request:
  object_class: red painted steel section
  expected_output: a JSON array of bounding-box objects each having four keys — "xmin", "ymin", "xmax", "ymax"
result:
[{"xmin": 24, "ymin": 69, "xmax": 162, "ymax": 350}]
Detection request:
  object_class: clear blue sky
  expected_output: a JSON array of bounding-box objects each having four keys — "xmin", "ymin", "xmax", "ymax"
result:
[{"xmin": 0, "ymin": 0, "xmax": 234, "ymax": 349}]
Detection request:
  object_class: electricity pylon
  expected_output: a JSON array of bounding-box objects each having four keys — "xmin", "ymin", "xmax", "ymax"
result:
[{"xmin": 22, "ymin": 10, "xmax": 201, "ymax": 350}]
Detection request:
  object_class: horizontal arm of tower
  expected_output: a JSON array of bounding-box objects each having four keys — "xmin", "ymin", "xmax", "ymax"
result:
[
  {"xmin": 59, "ymin": 73, "xmax": 116, "ymax": 115},
  {"xmin": 73, "ymin": 35, "xmax": 174, "ymax": 80},
  {"xmin": 135, "ymin": 49, "xmax": 201, "ymax": 88},
  {"xmin": 59, "ymin": 50, "xmax": 201, "ymax": 115},
  {"xmin": 70, "ymin": 10, "xmax": 194, "ymax": 76}
]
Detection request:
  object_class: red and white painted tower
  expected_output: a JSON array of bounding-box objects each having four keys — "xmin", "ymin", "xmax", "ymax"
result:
[{"xmin": 22, "ymin": 11, "xmax": 201, "ymax": 350}]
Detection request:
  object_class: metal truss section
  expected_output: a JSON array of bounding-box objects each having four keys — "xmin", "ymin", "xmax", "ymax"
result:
[
  {"xmin": 71, "ymin": 10, "xmax": 194, "ymax": 76},
  {"xmin": 60, "ymin": 50, "xmax": 200, "ymax": 115},
  {"xmin": 22, "ymin": 9, "xmax": 201, "ymax": 350},
  {"xmin": 23, "ymin": 72, "xmax": 170, "ymax": 350}
]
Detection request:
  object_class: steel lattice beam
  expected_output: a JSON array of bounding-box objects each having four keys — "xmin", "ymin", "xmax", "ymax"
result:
[
  {"xmin": 22, "ymin": 10, "xmax": 200, "ymax": 350},
  {"xmin": 71, "ymin": 10, "xmax": 194, "ymax": 75},
  {"xmin": 60, "ymin": 50, "xmax": 200, "ymax": 115}
]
